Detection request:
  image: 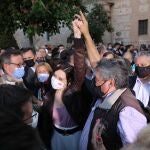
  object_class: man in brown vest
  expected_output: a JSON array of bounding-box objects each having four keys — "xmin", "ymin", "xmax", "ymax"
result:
[{"xmin": 76, "ymin": 12, "xmax": 147, "ymax": 150}]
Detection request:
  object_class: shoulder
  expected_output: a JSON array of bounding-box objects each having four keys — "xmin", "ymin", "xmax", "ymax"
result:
[
  {"xmin": 120, "ymin": 106, "xmax": 146, "ymax": 121},
  {"xmin": 117, "ymin": 89, "xmax": 144, "ymax": 114}
]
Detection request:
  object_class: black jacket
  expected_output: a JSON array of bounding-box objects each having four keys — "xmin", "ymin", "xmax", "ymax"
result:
[{"xmin": 37, "ymin": 38, "xmax": 93, "ymax": 149}]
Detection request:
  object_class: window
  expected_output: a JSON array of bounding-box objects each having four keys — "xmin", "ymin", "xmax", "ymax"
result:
[{"xmin": 138, "ymin": 19, "xmax": 148, "ymax": 35}]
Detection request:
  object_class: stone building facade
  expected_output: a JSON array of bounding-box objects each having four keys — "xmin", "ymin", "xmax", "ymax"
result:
[
  {"xmin": 14, "ymin": 0, "xmax": 150, "ymax": 48},
  {"xmin": 14, "ymin": 26, "xmax": 71, "ymax": 49},
  {"xmin": 101, "ymin": 0, "xmax": 150, "ymax": 46}
]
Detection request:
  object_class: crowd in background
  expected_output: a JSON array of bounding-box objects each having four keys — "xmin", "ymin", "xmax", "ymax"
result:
[{"xmin": 0, "ymin": 12, "xmax": 150, "ymax": 150}]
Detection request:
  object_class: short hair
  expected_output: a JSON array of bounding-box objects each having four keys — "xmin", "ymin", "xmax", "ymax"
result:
[
  {"xmin": 51, "ymin": 47, "xmax": 59, "ymax": 59},
  {"xmin": 58, "ymin": 44, "xmax": 64, "ymax": 48},
  {"xmin": 36, "ymin": 62, "xmax": 53, "ymax": 74},
  {"xmin": 96, "ymin": 58, "xmax": 129, "ymax": 89},
  {"xmin": 113, "ymin": 43, "xmax": 120, "ymax": 48},
  {"xmin": 0, "ymin": 84, "xmax": 33, "ymax": 119},
  {"xmin": 0, "ymin": 50, "xmax": 21, "ymax": 66},
  {"xmin": 20, "ymin": 47, "xmax": 36, "ymax": 55},
  {"xmin": 0, "ymin": 107, "xmax": 43, "ymax": 150}
]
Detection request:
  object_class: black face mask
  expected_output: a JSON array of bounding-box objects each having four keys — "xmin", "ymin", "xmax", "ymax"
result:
[
  {"xmin": 96, "ymin": 87, "xmax": 105, "ymax": 99},
  {"xmin": 24, "ymin": 59, "xmax": 35, "ymax": 67},
  {"xmin": 135, "ymin": 66, "xmax": 150, "ymax": 78},
  {"xmin": 96, "ymin": 81, "xmax": 108, "ymax": 99}
]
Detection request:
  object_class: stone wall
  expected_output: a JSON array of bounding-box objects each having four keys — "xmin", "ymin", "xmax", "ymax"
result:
[
  {"xmin": 14, "ymin": 26, "xmax": 71, "ymax": 49},
  {"xmin": 110, "ymin": 0, "xmax": 150, "ymax": 46},
  {"xmin": 14, "ymin": 0, "xmax": 150, "ymax": 48}
]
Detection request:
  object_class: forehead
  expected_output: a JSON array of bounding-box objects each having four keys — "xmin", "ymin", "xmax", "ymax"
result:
[
  {"xmin": 136, "ymin": 55, "xmax": 150, "ymax": 65},
  {"xmin": 39, "ymin": 49, "xmax": 46, "ymax": 52},
  {"xmin": 36, "ymin": 51, "xmax": 42, "ymax": 57},
  {"xmin": 36, "ymin": 65, "xmax": 48, "ymax": 72},
  {"xmin": 22, "ymin": 50, "xmax": 34, "ymax": 58},
  {"xmin": 54, "ymin": 69, "xmax": 66, "ymax": 78},
  {"xmin": 10, "ymin": 55, "xmax": 23, "ymax": 63}
]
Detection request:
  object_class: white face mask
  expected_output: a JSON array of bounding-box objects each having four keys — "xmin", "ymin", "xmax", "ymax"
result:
[
  {"xmin": 51, "ymin": 76, "xmax": 64, "ymax": 90},
  {"xmin": 28, "ymin": 110, "xmax": 39, "ymax": 128}
]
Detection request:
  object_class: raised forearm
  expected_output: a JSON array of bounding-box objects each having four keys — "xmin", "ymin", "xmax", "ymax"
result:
[
  {"xmin": 73, "ymin": 38, "xmax": 85, "ymax": 90},
  {"xmin": 84, "ymin": 33, "xmax": 101, "ymax": 68}
]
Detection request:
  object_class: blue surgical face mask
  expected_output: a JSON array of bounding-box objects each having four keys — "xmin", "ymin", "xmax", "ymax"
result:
[
  {"xmin": 37, "ymin": 73, "xmax": 49, "ymax": 83},
  {"xmin": 12, "ymin": 66, "xmax": 25, "ymax": 79}
]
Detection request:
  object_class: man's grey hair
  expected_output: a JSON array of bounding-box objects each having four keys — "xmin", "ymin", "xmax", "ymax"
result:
[
  {"xmin": 0, "ymin": 50, "xmax": 21, "ymax": 66},
  {"xmin": 96, "ymin": 58, "xmax": 129, "ymax": 89}
]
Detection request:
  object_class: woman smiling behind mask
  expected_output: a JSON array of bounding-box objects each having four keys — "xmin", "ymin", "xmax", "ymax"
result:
[{"xmin": 37, "ymin": 18, "xmax": 91, "ymax": 150}]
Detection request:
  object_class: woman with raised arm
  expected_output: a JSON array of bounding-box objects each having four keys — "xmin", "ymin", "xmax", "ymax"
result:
[
  {"xmin": 77, "ymin": 11, "xmax": 102, "ymax": 68},
  {"xmin": 37, "ymin": 18, "xmax": 92, "ymax": 150}
]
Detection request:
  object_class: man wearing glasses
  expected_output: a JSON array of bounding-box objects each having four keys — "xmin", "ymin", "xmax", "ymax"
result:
[
  {"xmin": 0, "ymin": 49, "xmax": 42, "ymax": 105},
  {"xmin": 0, "ymin": 49, "xmax": 25, "ymax": 87}
]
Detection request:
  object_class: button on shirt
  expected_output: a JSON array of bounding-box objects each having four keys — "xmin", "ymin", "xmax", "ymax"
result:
[{"xmin": 133, "ymin": 77, "xmax": 150, "ymax": 107}]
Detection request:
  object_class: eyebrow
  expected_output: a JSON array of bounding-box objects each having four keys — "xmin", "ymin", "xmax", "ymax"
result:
[
  {"xmin": 54, "ymin": 74, "xmax": 65, "ymax": 81},
  {"xmin": 23, "ymin": 57, "xmax": 33, "ymax": 59}
]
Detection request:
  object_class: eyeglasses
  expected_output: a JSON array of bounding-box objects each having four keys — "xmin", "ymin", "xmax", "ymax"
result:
[
  {"xmin": 96, "ymin": 80, "xmax": 107, "ymax": 87},
  {"xmin": 9, "ymin": 62, "xmax": 24, "ymax": 68}
]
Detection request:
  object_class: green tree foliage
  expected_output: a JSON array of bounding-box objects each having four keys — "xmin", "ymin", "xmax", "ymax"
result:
[
  {"xmin": 0, "ymin": 33, "xmax": 18, "ymax": 49},
  {"xmin": 87, "ymin": 4, "xmax": 113, "ymax": 43},
  {"xmin": 0, "ymin": 0, "xmax": 85, "ymax": 39}
]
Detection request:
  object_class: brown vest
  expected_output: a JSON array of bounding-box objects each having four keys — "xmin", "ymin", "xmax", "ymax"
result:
[{"xmin": 88, "ymin": 89, "xmax": 144, "ymax": 150}]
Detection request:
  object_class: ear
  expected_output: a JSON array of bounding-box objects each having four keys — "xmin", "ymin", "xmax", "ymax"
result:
[
  {"xmin": 109, "ymin": 78, "xmax": 115, "ymax": 87},
  {"xmin": 3, "ymin": 63, "xmax": 8, "ymax": 72}
]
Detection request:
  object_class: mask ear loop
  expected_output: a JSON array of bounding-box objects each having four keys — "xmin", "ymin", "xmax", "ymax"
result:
[
  {"xmin": 99, "ymin": 79, "xmax": 113, "ymax": 98},
  {"xmin": 105, "ymin": 78, "xmax": 116, "ymax": 97}
]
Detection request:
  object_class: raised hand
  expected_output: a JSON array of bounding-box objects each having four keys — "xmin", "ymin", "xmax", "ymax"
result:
[
  {"xmin": 72, "ymin": 11, "xmax": 101, "ymax": 68},
  {"xmin": 77, "ymin": 11, "xmax": 90, "ymax": 37},
  {"xmin": 91, "ymin": 119, "xmax": 106, "ymax": 150},
  {"xmin": 72, "ymin": 18, "xmax": 82, "ymax": 38}
]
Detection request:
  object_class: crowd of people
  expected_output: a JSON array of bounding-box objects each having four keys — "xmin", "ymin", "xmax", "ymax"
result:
[{"xmin": 0, "ymin": 12, "xmax": 150, "ymax": 150}]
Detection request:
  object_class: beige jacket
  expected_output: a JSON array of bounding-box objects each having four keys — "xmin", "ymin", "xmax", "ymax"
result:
[{"xmin": 0, "ymin": 74, "xmax": 26, "ymax": 88}]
